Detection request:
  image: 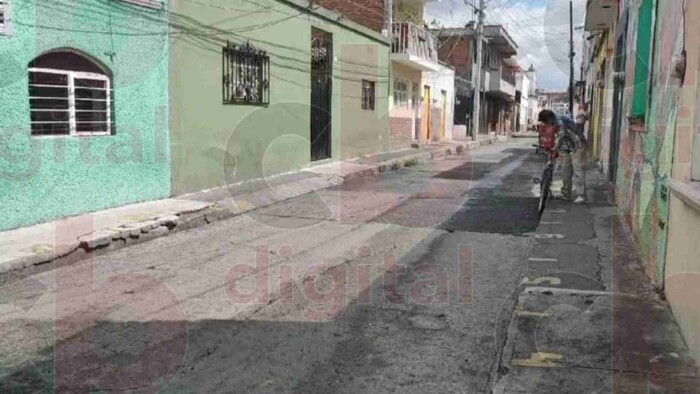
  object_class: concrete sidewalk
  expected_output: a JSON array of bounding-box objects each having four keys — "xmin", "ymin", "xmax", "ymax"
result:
[
  {"xmin": 493, "ymin": 166, "xmax": 700, "ymax": 392},
  {"xmin": 0, "ymin": 138, "xmax": 500, "ymax": 275}
]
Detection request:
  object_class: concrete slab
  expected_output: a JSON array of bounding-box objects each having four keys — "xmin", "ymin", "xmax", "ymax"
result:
[
  {"xmin": 525, "ymin": 243, "xmax": 605, "ymax": 291},
  {"xmin": 493, "ymin": 165, "xmax": 700, "ymax": 393},
  {"xmin": 304, "ymin": 161, "xmax": 379, "ymax": 181},
  {"xmin": 0, "ymin": 199, "xmax": 211, "ymax": 273},
  {"xmin": 499, "ymin": 285, "xmax": 699, "ymax": 392}
]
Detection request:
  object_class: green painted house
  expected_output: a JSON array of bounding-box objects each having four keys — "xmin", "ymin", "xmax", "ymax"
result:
[
  {"xmin": 0, "ymin": 0, "xmax": 391, "ymax": 231},
  {"xmin": 169, "ymin": 0, "xmax": 391, "ymax": 195},
  {"xmin": 0, "ymin": 0, "xmax": 171, "ymax": 231}
]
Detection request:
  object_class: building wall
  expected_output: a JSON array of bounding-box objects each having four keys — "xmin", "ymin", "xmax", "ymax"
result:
[
  {"xmin": 0, "ymin": 0, "xmax": 170, "ymax": 231},
  {"xmin": 436, "ymin": 35, "xmax": 472, "ymax": 79},
  {"xmin": 390, "ymin": 63, "xmax": 422, "ymax": 148},
  {"xmin": 394, "ymin": 0, "xmax": 425, "ymax": 25},
  {"xmin": 422, "ymin": 64, "xmax": 455, "ymax": 141},
  {"xmin": 664, "ymin": 0, "xmax": 700, "ymax": 367},
  {"xmin": 666, "ymin": 194, "xmax": 700, "ymax": 366},
  {"xmin": 527, "ymin": 96, "xmax": 538, "ymax": 125},
  {"xmin": 169, "ymin": 0, "xmax": 390, "ymax": 195},
  {"xmin": 615, "ymin": 0, "xmax": 683, "ymax": 283},
  {"xmin": 597, "ymin": 29, "xmax": 616, "ymax": 176},
  {"xmin": 589, "ymin": 38, "xmax": 607, "ymax": 163},
  {"xmin": 518, "ymin": 74, "xmax": 530, "ymax": 131},
  {"xmin": 311, "ymin": 0, "xmax": 385, "ymax": 32}
]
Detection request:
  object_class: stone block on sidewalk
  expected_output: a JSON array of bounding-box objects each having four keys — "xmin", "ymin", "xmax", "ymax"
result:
[{"xmin": 78, "ymin": 230, "xmax": 116, "ymax": 250}]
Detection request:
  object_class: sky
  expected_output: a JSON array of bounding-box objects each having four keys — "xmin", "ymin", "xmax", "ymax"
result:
[{"xmin": 426, "ymin": 0, "xmax": 587, "ymax": 91}]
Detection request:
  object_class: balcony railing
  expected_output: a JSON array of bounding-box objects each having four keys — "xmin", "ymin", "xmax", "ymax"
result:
[
  {"xmin": 391, "ymin": 22, "xmax": 438, "ymax": 64},
  {"xmin": 487, "ymin": 66, "xmax": 516, "ymax": 97}
]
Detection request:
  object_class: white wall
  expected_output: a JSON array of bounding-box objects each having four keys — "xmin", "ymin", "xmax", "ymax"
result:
[
  {"xmin": 422, "ymin": 64, "xmax": 456, "ymax": 140},
  {"xmin": 518, "ymin": 74, "xmax": 530, "ymax": 131}
]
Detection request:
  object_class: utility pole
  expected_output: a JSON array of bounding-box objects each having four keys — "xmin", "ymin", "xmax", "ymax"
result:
[
  {"xmin": 569, "ymin": 0, "xmax": 575, "ymax": 114},
  {"xmin": 471, "ymin": 0, "xmax": 485, "ymax": 142},
  {"xmin": 384, "ymin": 0, "xmax": 393, "ymax": 39}
]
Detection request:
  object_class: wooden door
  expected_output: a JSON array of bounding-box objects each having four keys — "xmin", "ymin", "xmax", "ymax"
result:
[
  {"xmin": 422, "ymin": 85, "xmax": 431, "ymax": 142},
  {"xmin": 440, "ymin": 90, "xmax": 447, "ymax": 139}
]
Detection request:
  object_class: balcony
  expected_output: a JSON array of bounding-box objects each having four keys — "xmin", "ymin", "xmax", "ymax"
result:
[
  {"xmin": 487, "ymin": 67, "xmax": 516, "ymax": 99},
  {"xmin": 391, "ymin": 22, "xmax": 440, "ymax": 71}
]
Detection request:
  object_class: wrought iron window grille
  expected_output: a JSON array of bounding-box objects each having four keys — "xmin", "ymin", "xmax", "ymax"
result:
[
  {"xmin": 222, "ymin": 40, "xmax": 270, "ymax": 106},
  {"xmin": 362, "ymin": 80, "xmax": 375, "ymax": 111}
]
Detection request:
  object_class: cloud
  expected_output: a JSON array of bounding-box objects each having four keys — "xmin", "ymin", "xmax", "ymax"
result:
[{"xmin": 426, "ymin": 0, "xmax": 586, "ymax": 90}]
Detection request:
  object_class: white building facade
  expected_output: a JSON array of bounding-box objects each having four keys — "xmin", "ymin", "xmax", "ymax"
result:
[{"xmin": 422, "ymin": 63, "xmax": 456, "ymax": 140}]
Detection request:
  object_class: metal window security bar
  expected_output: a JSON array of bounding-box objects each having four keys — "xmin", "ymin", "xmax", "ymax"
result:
[
  {"xmin": 0, "ymin": 1, "xmax": 5, "ymax": 31},
  {"xmin": 0, "ymin": 0, "xmax": 11, "ymax": 35},
  {"xmin": 28, "ymin": 68, "xmax": 112, "ymax": 136},
  {"xmin": 362, "ymin": 80, "xmax": 375, "ymax": 111},
  {"xmin": 222, "ymin": 41, "xmax": 270, "ymax": 106}
]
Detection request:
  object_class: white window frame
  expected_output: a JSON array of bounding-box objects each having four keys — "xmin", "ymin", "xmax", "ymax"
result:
[
  {"xmin": 394, "ymin": 79, "xmax": 409, "ymax": 108},
  {"xmin": 0, "ymin": 0, "xmax": 13, "ymax": 36},
  {"xmin": 28, "ymin": 67, "xmax": 111, "ymax": 137}
]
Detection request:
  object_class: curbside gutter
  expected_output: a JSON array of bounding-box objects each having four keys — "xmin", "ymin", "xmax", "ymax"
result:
[{"xmin": 0, "ymin": 138, "xmax": 505, "ymax": 275}]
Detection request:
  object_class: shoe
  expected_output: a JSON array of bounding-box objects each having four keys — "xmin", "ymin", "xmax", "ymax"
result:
[{"xmin": 574, "ymin": 196, "xmax": 585, "ymax": 204}]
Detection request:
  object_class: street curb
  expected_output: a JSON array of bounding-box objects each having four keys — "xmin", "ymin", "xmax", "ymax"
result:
[{"xmin": 0, "ymin": 138, "xmax": 508, "ymax": 276}]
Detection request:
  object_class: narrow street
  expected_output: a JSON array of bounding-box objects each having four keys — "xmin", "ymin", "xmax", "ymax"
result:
[
  {"xmin": 1, "ymin": 139, "xmax": 697, "ymax": 393},
  {"xmin": 3, "ymin": 0, "xmax": 700, "ymax": 392},
  {"xmin": 1, "ymin": 140, "xmax": 541, "ymax": 392}
]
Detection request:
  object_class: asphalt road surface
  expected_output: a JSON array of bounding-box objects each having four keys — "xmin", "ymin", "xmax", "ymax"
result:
[{"xmin": 0, "ymin": 139, "xmax": 547, "ymax": 393}]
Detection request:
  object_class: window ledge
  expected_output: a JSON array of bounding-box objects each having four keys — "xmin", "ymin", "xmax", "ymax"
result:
[
  {"xmin": 628, "ymin": 114, "xmax": 646, "ymax": 133},
  {"xmin": 669, "ymin": 179, "xmax": 700, "ymax": 213}
]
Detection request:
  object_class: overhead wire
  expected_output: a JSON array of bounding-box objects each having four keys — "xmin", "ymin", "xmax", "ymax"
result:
[{"xmin": 15, "ymin": 0, "xmax": 394, "ymax": 100}]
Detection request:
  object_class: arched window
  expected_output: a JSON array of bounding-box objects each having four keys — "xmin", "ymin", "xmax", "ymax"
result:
[{"xmin": 28, "ymin": 50, "xmax": 113, "ymax": 136}]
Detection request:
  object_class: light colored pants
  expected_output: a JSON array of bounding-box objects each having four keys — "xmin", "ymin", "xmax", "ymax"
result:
[{"xmin": 561, "ymin": 146, "xmax": 586, "ymax": 199}]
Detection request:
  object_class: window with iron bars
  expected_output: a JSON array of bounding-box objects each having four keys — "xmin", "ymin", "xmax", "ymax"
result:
[
  {"xmin": 362, "ymin": 80, "xmax": 375, "ymax": 111},
  {"xmin": 0, "ymin": 0, "xmax": 12, "ymax": 36},
  {"xmin": 222, "ymin": 41, "xmax": 270, "ymax": 106},
  {"xmin": 393, "ymin": 79, "xmax": 409, "ymax": 108}
]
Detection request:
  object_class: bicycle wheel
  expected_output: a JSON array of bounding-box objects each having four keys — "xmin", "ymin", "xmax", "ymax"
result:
[{"xmin": 538, "ymin": 167, "xmax": 553, "ymax": 216}]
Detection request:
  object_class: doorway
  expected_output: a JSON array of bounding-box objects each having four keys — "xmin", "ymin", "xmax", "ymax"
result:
[
  {"xmin": 310, "ymin": 28, "xmax": 332, "ymax": 161},
  {"xmin": 609, "ymin": 13, "xmax": 628, "ymax": 184},
  {"xmin": 440, "ymin": 90, "xmax": 447, "ymax": 139},
  {"xmin": 422, "ymin": 85, "xmax": 431, "ymax": 142}
]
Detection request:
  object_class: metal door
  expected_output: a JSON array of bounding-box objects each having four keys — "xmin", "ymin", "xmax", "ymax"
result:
[{"xmin": 311, "ymin": 29, "xmax": 332, "ymax": 161}]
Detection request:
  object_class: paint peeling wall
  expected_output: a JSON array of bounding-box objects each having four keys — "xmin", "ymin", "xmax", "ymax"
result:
[
  {"xmin": 423, "ymin": 64, "xmax": 455, "ymax": 141},
  {"xmin": 615, "ymin": 0, "xmax": 684, "ymax": 283},
  {"xmin": 169, "ymin": 0, "xmax": 390, "ymax": 195},
  {"xmin": 664, "ymin": 0, "xmax": 700, "ymax": 367},
  {"xmin": 0, "ymin": 0, "xmax": 171, "ymax": 231},
  {"xmin": 597, "ymin": 31, "xmax": 616, "ymax": 177}
]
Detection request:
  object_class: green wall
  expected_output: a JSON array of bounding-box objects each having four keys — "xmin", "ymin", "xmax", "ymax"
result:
[
  {"xmin": 169, "ymin": 0, "xmax": 390, "ymax": 195},
  {"xmin": 0, "ymin": 0, "xmax": 171, "ymax": 231}
]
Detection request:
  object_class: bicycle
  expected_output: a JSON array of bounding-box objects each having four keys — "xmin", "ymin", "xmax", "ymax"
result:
[
  {"xmin": 533, "ymin": 145, "xmax": 557, "ymax": 216},
  {"xmin": 533, "ymin": 132, "xmax": 577, "ymax": 216}
]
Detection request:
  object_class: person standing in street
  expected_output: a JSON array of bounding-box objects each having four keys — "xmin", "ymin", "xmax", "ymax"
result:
[{"xmin": 565, "ymin": 103, "xmax": 589, "ymax": 203}]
